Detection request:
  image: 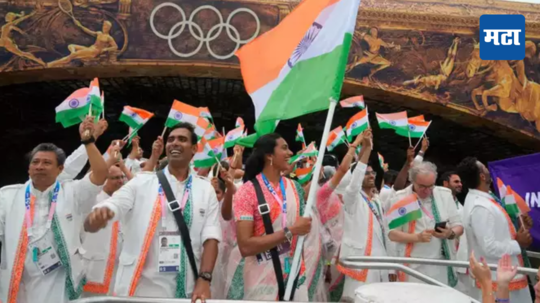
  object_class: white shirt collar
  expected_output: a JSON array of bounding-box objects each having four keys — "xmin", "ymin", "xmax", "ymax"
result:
[
  {"xmin": 468, "ymin": 188, "xmax": 494, "ymax": 200},
  {"xmin": 29, "ymin": 179, "xmax": 57, "ymax": 198},
  {"xmin": 163, "ymin": 165, "xmax": 191, "ymax": 185}
]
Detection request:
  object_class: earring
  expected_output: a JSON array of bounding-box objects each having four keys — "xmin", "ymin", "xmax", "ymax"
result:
[{"xmin": 270, "ymin": 158, "xmax": 273, "ymax": 166}]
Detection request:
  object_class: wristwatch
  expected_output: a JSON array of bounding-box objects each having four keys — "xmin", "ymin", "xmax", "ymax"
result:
[
  {"xmin": 284, "ymin": 227, "xmax": 293, "ymax": 244},
  {"xmin": 199, "ymin": 272, "xmax": 212, "ymax": 283},
  {"xmin": 81, "ymin": 136, "xmax": 95, "ymax": 145}
]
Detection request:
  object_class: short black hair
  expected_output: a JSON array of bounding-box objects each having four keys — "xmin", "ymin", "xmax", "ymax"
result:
[
  {"xmin": 439, "ymin": 171, "xmax": 458, "ymax": 186},
  {"xmin": 383, "ymin": 170, "xmax": 398, "ymax": 185},
  {"xmin": 169, "ymin": 122, "xmax": 198, "ymax": 145},
  {"xmin": 28, "ymin": 143, "xmax": 66, "ymax": 166},
  {"xmin": 456, "ymin": 157, "xmax": 480, "ymax": 190}
]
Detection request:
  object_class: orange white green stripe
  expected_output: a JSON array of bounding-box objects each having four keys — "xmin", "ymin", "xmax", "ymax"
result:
[
  {"xmin": 119, "ymin": 106, "xmax": 154, "ymax": 130},
  {"xmin": 345, "ymin": 108, "xmax": 369, "ymax": 141},
  {"xmin": 194, "ymin": 137, "xmax": 222, "ymax": 168},
  {"xmin": 376, "ymin": 111, "xmax": 408, "ymax": 132},
  {"xmin": 296, "ymin": 123, "xmax": 306, "ymax": 146},
  {"xmin": 386, "ymin": 193, "xmax": 422, "ymax": 229},
  {"xmin": 295, "ymin": 167, "xmax": 314, "ymax": 184},
  {"xmin": 498, "ymin": 178, "xmax": 531, "ymax": 215},
  {"xmin": 199, "ymin": 107, "xmax": 213, "ymax": 121},
  {"xmin": 236, "ymin": 0, "xmax": 361, "ymax": 134},
  {"xmin": 340, "ymin": 95, "xmax": 365, "ymax": 109},
  {"xmin": 166, "ymin": 100, "xmax": 200, "ymax": 128},
  {"xmin": 225, "ymin": 126, "xmax": 244, "ymax": 148},
  {"xmin": 290, "ymin": 142, "xmax": 318, "ymax": 163},
  {"xmin": 55, "ymin": 87, "xmax": 92, "ymax": 128},
  {"xmin": 378, "ymin": 153, "xmax": 385, "ymax": 169},
  {"xmin": 327, "ymin": 126, "xmax": 346, "ymax": 151},
  {"xmin": 88, "ymin": 78, "xmax": 103, "ymax": 116},
  {"xmin": 396, "ymin": 119, "xmax": 431, "ymax": 138}
]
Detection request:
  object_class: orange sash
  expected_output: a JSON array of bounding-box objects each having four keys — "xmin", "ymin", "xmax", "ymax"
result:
[{"xmin": 83, "ymin": 222, "xmax": 120, "ymax": 294}]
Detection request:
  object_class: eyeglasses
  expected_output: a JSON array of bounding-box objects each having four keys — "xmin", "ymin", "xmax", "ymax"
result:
[
  {"xmin": 365, "ymin": 171, "xmax": 377, "ymax": 176},
  {"xmin": 416, "ymin": 183, "xmax": 435, "ymax": 190}
]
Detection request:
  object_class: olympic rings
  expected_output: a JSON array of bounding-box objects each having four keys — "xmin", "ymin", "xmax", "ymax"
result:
[{"xmin": 150, "ymin": 3, "xmax": 260, "ymax": 60}]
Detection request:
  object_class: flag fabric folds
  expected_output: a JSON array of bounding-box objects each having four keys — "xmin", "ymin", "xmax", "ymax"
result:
[
  {"xmin": 225, "ymin": 126, "xmax": 245, "ymax": 148},
  {"xmin": 119, "ymin": 106, "xmax": 154, "ymax": 130},
  {"xmin": 340, "ymin": 95, "xmax": 365, "ymax": 109},
  {"xmin": 376, "ymin": 111, "xmax": 408, "ymax": 132},
  {"xmin": 296, "ymin": 123, "xmax": 306, "ymax": 147},
  {"xmin": 166, "ymin": 100, "xmax": 201, "ymax": 128},
  {"xmin": 55, "ymin": 88, "xmax": 92, "ymax": 128},
  {"xmin": 289, "ymin": 142, "xmax": 318, "ymax": 163},
  {"xmin": 386, "ymin": 193, "xmax": 422, "ymax": 229},
  {"xmin": 236, "ymin": 0, "xmax": 360, "ymax": 135},
  {"xmin": 345, "ymin": 108, "xmax": 369, "ymax": 141},
  {"xmin": 295, "ymin": 167, "xmax": 314, "ymax": 184},
  {"xmin": 327, "ymin": 126, "xmax": 346, "ymax": 151}
]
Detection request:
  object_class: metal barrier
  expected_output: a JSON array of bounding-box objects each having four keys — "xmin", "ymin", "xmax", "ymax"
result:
[
  {"xmin": 342, "ymin": 256, "xmax": 538, "ymax": 277},
  {"xmin": 527, "ymin": 250, "xmax": 540, "ymax": 260},
  {"xmin": 72, "ymin": 299, "xmax": 306, "ymax": 303}
]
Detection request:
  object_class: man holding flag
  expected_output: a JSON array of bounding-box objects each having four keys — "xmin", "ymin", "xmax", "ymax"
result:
[
  {"xmin": 457, "ymin": 157, "xmax": 532, "ymax": 303},
  {"xmin": 387, "ymin": 161, "xmax": 463, "ymax": 286}
]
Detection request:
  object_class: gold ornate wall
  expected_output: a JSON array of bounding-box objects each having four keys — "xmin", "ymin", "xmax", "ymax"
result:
[{"xmin": 1, "ymin": 0, "xmax": 540, "ymax": 147}]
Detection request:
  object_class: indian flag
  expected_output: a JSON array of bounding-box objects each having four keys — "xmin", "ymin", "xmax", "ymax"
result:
[
  {"xmin": 340, "ymin": 95, "xmax": 365, "ymax": 109},
  {"xmin": 199, "ymin": 107, "xmax": 213, "ymax": 121},
  {"xmin": 296, "ymin": 123, "xmax": 306, "ymax": 146},
  {"xmin": 377, "ymin": 111, "xmax": 408, "ymax": 132},
  {"xmin": 386, "ymin": 193, "xmax": 422, "ymax": 229},
  {"xmin": 236, "ymin": 117, "xmax": 245, "ymax": 128},
  {"xmin": 327, "ymin": 126, "xmax": 346, "ymax": 151},
  {"xmin": 290, "ymin": 142, "xmax": 318, "ymax": 163},
  {"xmin": 87, "ymin": 78, "xmax": 103, "ymax": 115},
  {"xmin": 203, "ymin": 124, "xmax": 217, "ymax": 141},
  {"xmin": 236, "ymin": 0, "xmax": 361, "ymax": 135},
  {"xmin": 396, "ymin": 119, "xmax": 431, "ymax": 138},
  {"xmin": 225, "ymin": 126, "xmax": 244, "ymax": 148},
  {"xmin": 194, "ymin": 137, "xmax": 223, "ymax": 168},
  {"xmin": 409, "ymin": 115, "xmax": 425, "ymax": 122},
  {"xmin": 345, "ymin": 108, "xmax": 369, "ymax": 141},
  {"xmin": 165, "ymin": 100, "xmax": 200, "ymax": 128},
  {"xmin": 295, "ymin": 167, "xmax": 314, "ymax": 184},
  {"xmin": 55, "ymin": 87, "xmax": 91, "ymax": 128},
  {"xmin": 194, "ymin": 118, "xmax": 211, "ymax": 139},
  {"xmin": 378, "ymin": 152, "xmax": 385, "ymax": 169},
  {"xmin": 119, "ymin": 106, "xmax": 154, "ymax": 129},
  {"xmin": 498, "ymin": 178, "xmax": 531, "ymax": 215}
]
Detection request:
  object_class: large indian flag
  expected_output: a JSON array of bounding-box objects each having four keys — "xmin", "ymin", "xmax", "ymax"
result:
[
  {"xmin": 386, "ymin": 193, "xmax": 422, "ymax": 229},
  {"xmin": 119, "ymin": 106, "xmax": 154, "ymax": 130},
  {"xmin": 345, "ymin": 108, "xmax": 369, "ymax": 141},
  {"xmin": 377, "ymin": 111, "xmax": 408, "ymax": 131},
  {"xmin": 236, "ymin": 0, "xmax": 361, "ymax": 135},
  {"xmin": 55, "ymin": 87, "xmax": 91, "ymax": 128},
  {"xmin": 327, "ymin": 126, "xmax": 346, "ymax": 151},
  {"xmin": 166, "ymin": 100, "xmax": 201, "ymax": 128}
]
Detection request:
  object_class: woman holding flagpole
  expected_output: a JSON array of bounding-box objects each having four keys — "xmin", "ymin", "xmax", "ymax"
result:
[{"xmin": 233, "ymin": 133, "xmax": 312, "ymax": 301}]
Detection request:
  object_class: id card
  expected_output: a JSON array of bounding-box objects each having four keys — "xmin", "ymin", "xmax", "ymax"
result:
[
  {"xmin": 32, "ymin": 239, "xmax": 62, "ymax": 276},
  {"xmin": 256, "ymin": 242, "xmax": 291, "ymax": 264},
  {"xmin": 157, "ymin": 231, "xmax": 181, "ymax": 273}
]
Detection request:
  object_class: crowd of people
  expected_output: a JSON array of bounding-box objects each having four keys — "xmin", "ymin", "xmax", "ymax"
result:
[{"xmin": 0, "ymin": 116, "xmax": 538, "ymax": 303}]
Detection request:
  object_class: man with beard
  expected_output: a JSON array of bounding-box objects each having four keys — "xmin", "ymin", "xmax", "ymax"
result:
[
  {"xmin": 441, "ymin": 172, "xmax": 463, "ymax": 206},
  {"xmin": 458, "ymin": 157, "xmax": 532, "ymax": 303},
  {"xmin": 84, "ymin": 123, "xmax": 221, "ymax": 302}
]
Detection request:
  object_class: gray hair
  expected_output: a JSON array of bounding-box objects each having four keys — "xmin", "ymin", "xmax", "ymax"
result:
[
  {"xmin": 319, "ymin": 166, "xmax": 337, "ymax": 185},
  {"xmin": 28, "ymin": 143, "xmax": 66, "ymax": 166},
  {"xmin": 408, "ymin": 161, "xmax": 438, "ymax": 183}
]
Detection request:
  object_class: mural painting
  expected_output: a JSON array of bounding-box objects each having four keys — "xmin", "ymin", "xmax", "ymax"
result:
[{"xmin": 0, "ymin": 0, "xmax": 539, "ymax": 143}]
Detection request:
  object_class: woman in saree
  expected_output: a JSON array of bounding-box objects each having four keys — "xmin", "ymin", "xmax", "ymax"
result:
[{"xmin": 232, "ymin": 133, "xmax": 312, "ymax": 301}]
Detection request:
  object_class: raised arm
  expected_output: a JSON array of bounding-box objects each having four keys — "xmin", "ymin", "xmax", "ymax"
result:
[
  {"xmin": 142, "ymin": 136, "xmax": 164, "ymax": 172},
  {"xmin": 74, "ymin": 19, "xmax": 98, "ymax": 37},
  {"xmin": 81, "ymin": 117, "xmax": 107, "ymax": 186},
  {"xmin": 394, "ymin": 147, "xmax": 415, "ymax": 191},
  {"xmin": 348, "ymin": 129, "xmax": 373, "ymax": 193},
  {"xmin": 329, "ymin": 132, "xmax": 364, "ymax": 189},
  {"xmin": 220, "ymin": 169, "xmax": 236, "ymax": 221}
]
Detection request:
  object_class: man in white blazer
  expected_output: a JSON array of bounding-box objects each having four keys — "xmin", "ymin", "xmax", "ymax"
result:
[
  {"xmin": 0, "ymin": 117, "xmax": 108, "ymax": 303},
  {"xmin": 458, "ymin": 157, "xmax": 532, "ymax": 303},
  {"xmin": 85, "ymin": 122, "xmax": 221, "ymax": 302},
  {"xmin": 388, "ymin": 161, "xmax": 463, "ymax": 286}
]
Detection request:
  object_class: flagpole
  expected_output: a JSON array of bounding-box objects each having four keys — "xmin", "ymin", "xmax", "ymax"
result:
[
  {"xmin": 413, "ymin": 121, "xmax": 432, "ymax": 150},
  {"xmin": 366, "ymin": 106, "xmax": 373, "ymax": 148},
  {"xmin": 101, "ymin": 93, "xmax": 105, "ymax": 120},
  {"xmin": 408, "ymin": 129, "xmax": 412, "ymax": 147},
  {"xmin": 284, "ymin": 99, "xmax": 337, "ymax": 301},
  {"xmin": 161, "ymin": 126, "xmax": 168, "ymax": 138}
]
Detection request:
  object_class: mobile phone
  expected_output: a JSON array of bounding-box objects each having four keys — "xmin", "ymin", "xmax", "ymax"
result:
[{"xmin": 434, "ymin": 221, "xmax": 447, "ymax": 232}]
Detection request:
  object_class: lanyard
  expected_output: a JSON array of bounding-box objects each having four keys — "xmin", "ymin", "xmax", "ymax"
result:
[
  {"xmin": 159, "ymin": 174, "xmax": 192, "ymax": 228},
  {"xmin": 361, "ymin": 192, "xmax": 382, "ymax": 224},
  {"xmin": 25, "ymin": 182, "xmax": 60, "ymax": 238},
  {"xmin": 261, "ymin": 174, "xmax": 287, "ymax": 229},
  {"xmin": 416, "ymin": 196, "xmax": 434, "ymax": 220}
]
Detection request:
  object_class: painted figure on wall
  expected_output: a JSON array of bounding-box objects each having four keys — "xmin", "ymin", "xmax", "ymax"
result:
[
  {"xmin": 0, "ymin": 9, "xmax": 46, "ymax": 67},
  {"xmin": 48, "ymin": 19, "xmax": 119, "ymax": 67},
  {"xmin": 347, "ymin": 27, "xmax": 401, "ymax": 79},
  {"xmin": 403, "ymin": 37, "xmax": 460, "ymax": 90}
]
